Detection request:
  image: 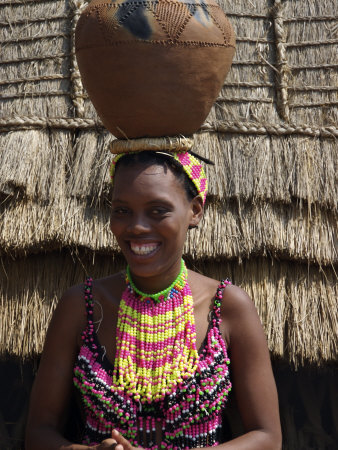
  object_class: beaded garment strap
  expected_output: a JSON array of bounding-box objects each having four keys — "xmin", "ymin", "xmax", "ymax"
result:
[
  {"xmin": 80, "ymin": 277, "xmax": 101, "ymax": 358},
  {"xmin": 112, "ymin": 260, "xmax": 199, "ymax": 404},
  {"xmin": 213, "ymin": 278, "xmax": 232, "ymax": 323}
]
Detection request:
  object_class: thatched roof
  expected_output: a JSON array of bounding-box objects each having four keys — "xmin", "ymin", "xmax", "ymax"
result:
[{"xmin": 0, "ymin": 0, "xmax": 337, "ymax": 367}]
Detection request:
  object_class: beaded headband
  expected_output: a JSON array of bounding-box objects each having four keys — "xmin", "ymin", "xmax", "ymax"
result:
[{"xmin": 109, "ymin": 150, "xmax": 208, "ymax": 204}]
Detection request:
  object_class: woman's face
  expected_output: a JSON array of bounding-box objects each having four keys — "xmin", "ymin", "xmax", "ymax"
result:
[{"xmin": 110, "ymin": 162, "xmax": 202, "ymax": 288}]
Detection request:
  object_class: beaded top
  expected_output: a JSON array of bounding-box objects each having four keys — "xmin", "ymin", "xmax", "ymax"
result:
[{"xmin": 73, "ymin": 277, "xmax": 232, "ymax": 448}]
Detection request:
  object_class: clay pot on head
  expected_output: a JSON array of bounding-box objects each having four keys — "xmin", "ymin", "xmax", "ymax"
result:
[{"xmin": 75, "ymin": 0, "xmax": 235, "ymax": 139}]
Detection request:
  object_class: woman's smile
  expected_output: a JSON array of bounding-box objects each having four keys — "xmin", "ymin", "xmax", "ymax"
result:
[{"xmin": 128, "ymin": 241, "xmax": 161, "ymax": 256}]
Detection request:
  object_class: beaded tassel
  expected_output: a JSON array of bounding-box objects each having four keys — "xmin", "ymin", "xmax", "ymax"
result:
[{"xmin": 112, "ymin": 260, "xmax": 199, "ymax": 404}]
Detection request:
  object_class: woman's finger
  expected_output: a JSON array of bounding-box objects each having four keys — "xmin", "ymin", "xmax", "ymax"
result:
[
  {"xmin": 111, "ymin": 429, "xmax": 133, "ymax": 450},
  {"xmin": 98, "ymin": 438, "xmax": 118, "ymax": 448}
]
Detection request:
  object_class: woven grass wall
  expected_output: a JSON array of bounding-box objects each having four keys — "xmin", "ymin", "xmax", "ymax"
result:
[
  {"xmin": 1, "ymin": 0, "xmax": 336, "ymax": 368},
  {"xmin": 0, "ymin": 1, "xmax": 337, "ymax": 363}
]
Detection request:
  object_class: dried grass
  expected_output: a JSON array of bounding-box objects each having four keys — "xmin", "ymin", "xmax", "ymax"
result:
[
  {"xmin": 0, "ymin": 129, "xmax": 336, "ymax": 208},
  {"xmin": 0, "ymin": 0, "xmax": 71, "ymax": 118},
  {"xmin": 0, "ymin": 0, "xmax": 337, "ymax": 365},
  {"xmin": 0, "ymin": 250, "xmax": 336, "ymax": 366}
]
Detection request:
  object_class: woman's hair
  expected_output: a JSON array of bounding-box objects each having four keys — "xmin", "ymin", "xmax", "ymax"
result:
[{"xmin": 113, "ymin": 151, "xmax": 199, "ymax": 201}]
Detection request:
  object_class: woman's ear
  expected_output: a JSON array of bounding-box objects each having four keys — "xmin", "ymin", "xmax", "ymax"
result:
[{"xmin": 188, "ymin": 196, "xmax": 204, "ymax": 229}]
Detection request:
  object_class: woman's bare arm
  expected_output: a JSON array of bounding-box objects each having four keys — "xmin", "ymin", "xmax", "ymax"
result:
[
  {"xmin": 25, "ymin": 286, "xmax": 117, "ymax": 450},
  {"xmin": 213, "ymin": 285, "xmax": 282, "ymax": 450},
  {"xmin": 25, "ymin": 286, "xmax": 85, "ymax": 449}
]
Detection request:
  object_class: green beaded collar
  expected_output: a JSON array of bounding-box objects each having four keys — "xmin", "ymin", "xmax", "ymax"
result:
[{"xmin": 126, "ymin": 259, "xmax": 186, "ymax": 303}]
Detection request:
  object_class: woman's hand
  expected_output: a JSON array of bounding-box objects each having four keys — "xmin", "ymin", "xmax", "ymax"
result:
[{"xmin": 109, "ymin": 430, "xmax": 144, "ymax": 450}]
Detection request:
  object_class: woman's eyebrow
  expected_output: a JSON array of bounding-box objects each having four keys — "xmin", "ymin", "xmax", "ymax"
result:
[
  {"xmin": 111, "ymin": 198, "xmax": 129, "ymax": 204},
  {"xmin": 111, "ymin": 197, "xmax": 174, "ymax": 206},
  {"xmin": 145, "ymin": 198, "xmax": 173, "ymax": 205}
]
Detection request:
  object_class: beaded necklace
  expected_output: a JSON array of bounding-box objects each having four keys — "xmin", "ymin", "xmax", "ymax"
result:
[
  {"xmin": 112, "ymin": 259, "xmax": 199, "ymax": 404},
  {"xmin": 126, "ymin": 260, "xmax": 186, "ymax": 303}
]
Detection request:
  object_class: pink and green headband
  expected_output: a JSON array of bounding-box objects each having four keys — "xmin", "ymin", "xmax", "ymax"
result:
[{"xmin": 109, "ymin": 151, "xmax": 208, "ymax": 204}]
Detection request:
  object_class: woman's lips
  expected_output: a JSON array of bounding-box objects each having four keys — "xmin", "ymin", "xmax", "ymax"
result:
[{"xmin": 128, "ymin": 241, "xmax": 161, "ymax": 256}]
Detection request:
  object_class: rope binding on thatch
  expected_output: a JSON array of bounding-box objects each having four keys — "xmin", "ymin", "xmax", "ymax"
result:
[{"xmin": 0, "ymin": 116, "xmax": 337, "ymax": 139}]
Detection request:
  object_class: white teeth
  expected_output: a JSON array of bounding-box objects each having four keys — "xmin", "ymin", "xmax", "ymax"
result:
[{"xmin": 130, "ymin": 243, "xmax": 159, "ymax": 255}]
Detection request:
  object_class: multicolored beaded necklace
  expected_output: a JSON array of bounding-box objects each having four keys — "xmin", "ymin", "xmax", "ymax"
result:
[{"xmin": 112, "ymin": 259, "xmax": 199, "ymax": 404}]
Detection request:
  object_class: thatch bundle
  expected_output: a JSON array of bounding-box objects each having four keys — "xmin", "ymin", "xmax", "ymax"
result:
[
  {"xmin": 1, "ymin": 250, "xmax": 337, "ymax": 366},
  {"xmin": 0, "ymin": 0, "xmax": 336, "ymax": 367},
  {"xmin": 0, "ymin": 0, "xmax": 337, "ymax": 448}
]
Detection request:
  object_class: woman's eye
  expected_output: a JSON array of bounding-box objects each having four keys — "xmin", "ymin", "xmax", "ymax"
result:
[
  {"xmin": 151, "ymin": 207, "xmax": 169, "ymax": 216},
  {"xmin": 112, "ymin": 207, "xmax": 130, "ymax": 215}
]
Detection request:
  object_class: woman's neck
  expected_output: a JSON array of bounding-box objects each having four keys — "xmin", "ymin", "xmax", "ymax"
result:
[{"xmin": 127, "ymin": 258, "xmax": 184, "ymax": 295}]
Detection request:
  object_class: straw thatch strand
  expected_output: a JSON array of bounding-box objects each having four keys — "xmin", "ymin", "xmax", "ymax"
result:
[
  {"xmin": 1, "ymin": 116, "xmax": 338, "ymax": 140},
  {"xmin": 284, "ymin": 15, "xmax": 338, "ymax": 22},
  {"xmin": 272, "ymin": 0, "xmax": 290, "ymax": 121},
  {"xmin": 283, "ymin": 2, "xmax": 338, "ymax": 128},
  {"xmin": 0, "ymin": 130, "xmax": 71, "ymax": 201},
  {"xmin": 0, "ymin": 53, "xmax": 71, "ymax": 65},
  {"xmin": 69, "ymin": 0, "xmax": 87, "ymax": 118},
  {"xmin": 220, "ymin": 0, "xmax": 271, "ymax": 16},
  {"xmin": 0, "ymin": 0, "xmax": 72, "ymax": 119},
  {"xmin": 0, "ymin": 13, "xmax": 68, "ymax": 27},
  {"xmin": 0, "ymin": 197, "xmax": 336, "ymax": 265},
  {"xmin": 201, "ymin": 120, "xmax": 338, "ymax": 138},
  {"xmin": 195, "ymin": 133, "xmax": 338, "ymax": 209},
  {"xmin": 0, "ymin": 116, "xmax": 101, "ymax": 131},
  {"xmin": 0, "ymin": 74, "xmax": 68, "ymax": 86}
]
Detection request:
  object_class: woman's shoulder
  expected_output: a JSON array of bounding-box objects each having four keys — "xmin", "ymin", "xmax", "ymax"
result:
[
  {"xmin": 91, "ymin": 271, "xmax": 126, "ymax": 301},
  {"xmin": 187, "ymin": 269, "xmax": 219, "ymax": 291},
  {"xmin": 54, "ymin": 271, "xmax": 125, "ymax": 321},
  {"xmin": 188, "ymin": 269, "xmax": 258, "ymax": 331},
  {"xmin": 221, "ymin": 283, "xmax": 256, "ymax": 316},
  {"xmin": 46, "ymin": 272, "xmax": 125, "ymax": 348},
  {"xmin": 188, "ymin": 269, "xmax": 251, "ymax": 306}
]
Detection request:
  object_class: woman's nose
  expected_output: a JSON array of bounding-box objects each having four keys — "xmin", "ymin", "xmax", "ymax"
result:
[{"xmin": 126, "ymin": 213, "xmax": 150, "ymax": 234}]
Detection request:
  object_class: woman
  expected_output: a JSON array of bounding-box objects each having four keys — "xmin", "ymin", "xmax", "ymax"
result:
[{"xmin": 25, "ymin": 151, "xmax": 282, "ymax": 450}]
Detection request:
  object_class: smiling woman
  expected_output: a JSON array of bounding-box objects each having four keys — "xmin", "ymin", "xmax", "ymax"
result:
[
  {"xmin": 25, "ymin": 0, "xmax": 281, "ymax": 447},
  {"xmin": 25, "ymin": 149, "xmax": 282, "ymax": 450}
]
